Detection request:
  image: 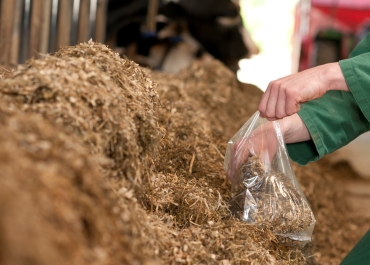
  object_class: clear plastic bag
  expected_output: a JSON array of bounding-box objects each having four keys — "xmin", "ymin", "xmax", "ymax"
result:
[{"xmin": 224, "ymin": 111, "xmax": 315, "ymax": 244}]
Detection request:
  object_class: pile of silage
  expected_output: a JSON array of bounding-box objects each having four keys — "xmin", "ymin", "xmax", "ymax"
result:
[
  {"xmin": 0, "ymin": 42, "xmax": 311, "ymax": 264},
  {"xmin": 294, "ymin": 160, "xmax": 370, "ymax": 264},
  {"xmin": 0, "ymin": 51, "xmax": 156, "ymax": 196},
  {"xmin": 152, "ymin": 60, "xmax": 261, "ymax": 138},
  {"xmin": 0, "ymin": 104, "xmax": 119, "ymax": 265},
  {"xmin": 1, "ymin": 41, "xmax": 368, "ymax": 265},
  {"xmin": 150, "ymin": 63, "xmax": 317, "ymax": 265},
  {"xmin": 54, "ymin": 41, "xmax": 160, "ymax": 159},
  {"xmin": 152, "ymin": 60, "xmax": 370, "ymax": 264},
  {"xmin": 0, "ymin": 48, "xmax": 171, "ymax": 264}
]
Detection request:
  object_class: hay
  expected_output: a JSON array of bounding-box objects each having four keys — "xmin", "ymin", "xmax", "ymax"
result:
[
  {"xmin": 150, "ymin": 62, "xmax": 316, "ymax": 264},
  {"xmin": 152, "ymin": 60, "xmax": 262, "ymax": 138},
  {"xmin": 0, "ymin": 49, "xmax": 171, "ymax": 265},
  {"xmin": 294, "ymin": 160, "xmax": 370, "ymax": 264},
  {"xmin": 0, "ymin": 105, "xmax": 117, "ymax": 265},
  {"xmin": 0, "ymin": 55, "xmax": 144, "ymax": 190},
  {"xmin": 230, "ymin": 155, "xmax": 315, "ymax": 245},
  {"xmin": 0, "ymin": 68, "xmax": 11, "ymax": 79},
  {"xmin": 0, "ymin": 99, "xmax": 173, "ymax": 265},
  {"xmin": 150, "ymin": 81, "xmax": 230, "ymax": 225},
  {"xmin": 1, "ymin": 41, "xmax": 368, "ymax": 265},
  {"xmin": 151, "ymin": 59, "xmax": 370, "ymax": 264},
  {"xmin": 54, "ymin": 41, "xmax": 161, "ymax": 158}
]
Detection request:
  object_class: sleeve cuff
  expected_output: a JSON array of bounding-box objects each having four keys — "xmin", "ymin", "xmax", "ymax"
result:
[
  {"xmin": 340, "ymin": 57, "xmax": 370, "ymax": 122},
  {"xmin": 286, "ymin": 108, "xmax": 324, "ymax": 165},
  {"xmin": 287, "ymin": 90, "xmax": 370, "ymax": 165},
  {"xmin": 286, "ymin": 140, "xmax": 319, "ymax": 165}
]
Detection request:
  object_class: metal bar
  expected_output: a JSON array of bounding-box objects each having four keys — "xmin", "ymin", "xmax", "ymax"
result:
[
  {"xmin": 19, "ymin": 0, "xmax": 32, "ymax": 63},
  {"xmin": 88, "ymin": 0, "xmax": 98, "ymax": 40},
  {"xmin": 70, "ymin": 0, "xmax": 80, "ymax": 45},
  {"xmin": 48, "ymin": 0, "xmax": 59, "ymax": 53}
]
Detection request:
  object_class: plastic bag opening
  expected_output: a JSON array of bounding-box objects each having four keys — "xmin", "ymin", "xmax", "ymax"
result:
[{"xmin": 224, "ymin": 111, "xmax": 316, "ymax": 246}]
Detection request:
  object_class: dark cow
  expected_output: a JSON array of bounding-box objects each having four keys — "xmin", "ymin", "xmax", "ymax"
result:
[{"xmin": 106, "ymin": 0, "xmax": 258, "ymax": 72}]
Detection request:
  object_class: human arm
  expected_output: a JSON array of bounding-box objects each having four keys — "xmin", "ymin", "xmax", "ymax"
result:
[
  {"xmin": 231, "ymin": 34, "xmax": 370, "ymax": 171},
  {"xmin": 339, "ymin": 52, "xmax": 370, "ymax": 122},
  {"xmin": 259, "ymin": 34, "xmax": 370, "ymax": 122},
  {"xmin": 286, "ymin": 90, "xmax": 370, "ymax": 165},
  {"xmin": 285, "ymin": 35, "xmax": 370, "ymax": 164}
]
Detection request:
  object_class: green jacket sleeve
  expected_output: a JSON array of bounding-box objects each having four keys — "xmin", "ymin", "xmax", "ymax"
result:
[{"xmin": 286, "ymin": 34, "xmax": 370, "ymax": 165}]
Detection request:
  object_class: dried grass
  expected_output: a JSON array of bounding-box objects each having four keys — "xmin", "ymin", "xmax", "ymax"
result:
[
  {"xmin": 0, "ymin": 54, "xmax": 145, "ymax": 192},
  {"xmin": 294, "ymin": 160, "xmax": 370, "ymax": 264},
  {"xmin": 0, "ymin": 48, "xmax": 170, "ymax": 264},
  {"xmin": 0, "ymin": 68, "xmax": 11, "ymax": 79},
  {"xmin": 54, "ymin": 41, "xmax": 161, "ymax": 158},
  {"xmin": 230, "ymin": 156, "xmax": 315, "ymax": 246},
  {"xmin": 0, "ymin": 105, "xmax": 117, "ymax": 265},
  {"xmin": 0, "ymin": 42, "xmax": 368, "ymax": 265},
  {"xmin": 152, "ymin": 60, "xmax": 261, "ymax": 138},
  {"xmin": 150, "ymin": 63, "xmax": 315, "ymax": 264}
]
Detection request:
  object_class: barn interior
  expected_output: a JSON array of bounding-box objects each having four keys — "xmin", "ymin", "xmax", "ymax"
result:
[{"xmin": 0, "ymin": 0, "xmax": 370, "ymax": 264}]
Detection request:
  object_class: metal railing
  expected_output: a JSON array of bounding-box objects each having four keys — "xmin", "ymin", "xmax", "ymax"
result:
[{"xmin": 0, "ymin": 0, "xmax": 107, "ymax": 69}]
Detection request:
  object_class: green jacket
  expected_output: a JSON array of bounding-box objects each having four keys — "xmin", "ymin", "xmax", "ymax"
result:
[
  {"xmin": 287, "ymin": 34, "xmax": 370, "ymax": 165},
  {"xmin": 340, "ymin": 229, "xmax": 370, "ymax": 265}
]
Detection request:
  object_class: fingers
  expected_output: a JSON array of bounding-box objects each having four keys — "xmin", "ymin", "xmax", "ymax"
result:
[
  {"xmin": 258, "ymin": 82, "xmax": 271, "ymax": 118},
  {"xmin": 234, "ymin": 140, "xmax": 249, "ymax": 171},
  {"xmin": 275, "ymin": 86, "xmax": 287, "ymax": 119},
  {"xmin": 227, "ymin": 140, "xmax": 249, "ymax": 180},
  {"xmin": 259, "ymin": 80, "xmax": 300, "ymax": 120},
  {"xmin": 260, "ymin": 81, "xmax": 285, "ymax": 120},
  {"xmin": 226, "ymin": 122, "xmax": 280, "ymax": 181},
  {"xmin": 265, "ymin": 84, "xmax": 279, "ymax": 120}
]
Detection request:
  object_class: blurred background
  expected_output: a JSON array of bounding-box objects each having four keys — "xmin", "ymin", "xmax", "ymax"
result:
[
  {"xmin": 2, "ymin": 0, "xmax": 370, "ymax": 87},
  {"xmin": 238, "ymin": 0, "xmax": 297, "ymax": 91},
  {"xmin": 1, "ymin": 0, "xmax": 370, "ymax": 177}
]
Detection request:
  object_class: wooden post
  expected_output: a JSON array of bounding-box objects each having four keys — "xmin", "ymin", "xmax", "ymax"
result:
[
  {"xmin": 0, "ymin": 0, "xmax": 2, "ymax": 61},
  {"xmin": 88, "ymin": 0, "xmax": 97, "ymax": 40},
  {"xmin": 70, "ymin": 0, "xmax": 80, "ymax": 45},
  {"xmin": 57, "ymin": 0, "xmax": 73, "ymax": 47},
  {"xmin": 95, "ymin": 0, "xmax": 107, "ymax": 43},
  {"xmin": 78, "ymin": 0, "xmax": 90, "ymax": 43},
  {"xmin": 9, "ymin": 0, "xmax": 23, "ymax": 67},
  {"xmin": 39, "ymin": 0, "xmax": 52, "ymax": 54},
  {"xmin": 48, "ymin": 0, "xmax": 59, "ymax": 53},
  {"xmin": 19, "ymin": 0, "xmax": 32, "ymax": 63},
  {"xmin": 0, "ymin": 0, "xmax": 108, "ymax": 68},
  {"xmin": 147, "ymin": 0, "xmax": 158, "ymax": 32},
  {"xmin": 0, "ymin": 0, "xmax": 16, "ymax": 68},
  {"xmin": 30, "ymin": 0, "xmax": 44, "ymax": 58}
]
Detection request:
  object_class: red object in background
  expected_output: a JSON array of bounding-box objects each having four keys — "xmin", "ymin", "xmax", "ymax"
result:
[{"xmin": 293, "ymin": 0, "xmax": 370, "ymax": 72}]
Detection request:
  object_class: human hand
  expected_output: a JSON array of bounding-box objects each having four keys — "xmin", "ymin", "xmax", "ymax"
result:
[
  {"xmin": 258, "ymin": 62, "xmax": 349, "ymax": 121},
  {"xmin": 227, "ymin": 120, "xmax": 280, "ymax": 181},
  {"xmin": 227, "ymin": 114, "xmax": 311, "ymax": 181}
]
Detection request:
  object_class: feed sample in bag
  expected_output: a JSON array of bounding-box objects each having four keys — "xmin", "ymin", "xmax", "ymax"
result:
[{"xmin": 224, "ymin": 112, "xmax": 315, "ymax": 244}]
